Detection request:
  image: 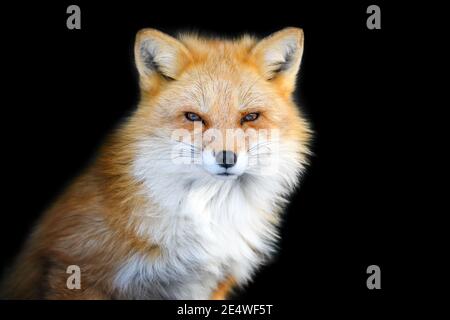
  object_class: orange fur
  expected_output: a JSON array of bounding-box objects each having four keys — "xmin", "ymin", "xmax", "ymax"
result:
[
  {"xmin": 210, "ymin": 276, "xmax": 236, "ymax": 300},
  {"xmin": 0, "ymin": 27, "xmax": 310, "ymax": 299}
]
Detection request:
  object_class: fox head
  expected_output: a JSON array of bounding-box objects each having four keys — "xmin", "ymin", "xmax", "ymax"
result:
[{"xmin": 123, "ymin": 28, "xmax": 311, "ymax": 210}]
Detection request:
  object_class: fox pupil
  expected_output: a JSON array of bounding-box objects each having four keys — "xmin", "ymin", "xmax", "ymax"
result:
[
  {"xmin": 185, "ymin": 112, "xmax": 202, "ymax": 122},
  {"xmin": 242, "ymin": 112, "xmax": 259, "ymax": 123}
]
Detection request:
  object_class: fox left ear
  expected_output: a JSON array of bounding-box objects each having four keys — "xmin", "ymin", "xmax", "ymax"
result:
[
  {"xmin": 134, "ymin": 29, "xmax": 192, "ymax": 90},
  {"xmin": 251, "ymin": 28, "xmax": 304, "ymax": 93}
]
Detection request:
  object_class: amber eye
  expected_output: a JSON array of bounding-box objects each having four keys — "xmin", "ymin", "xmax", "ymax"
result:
[
  {"xmin": 241, "ymin": 112, "xmax": 260, "ymax": 123},
  {"xmin": 185, "ymin": 112, "xmax": 202, "ymax": 122}
]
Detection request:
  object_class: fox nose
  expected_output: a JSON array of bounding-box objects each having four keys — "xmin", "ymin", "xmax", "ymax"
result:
[{"xmin": 215, "ymin": 150, "xmax": 237, "ymax": 169}]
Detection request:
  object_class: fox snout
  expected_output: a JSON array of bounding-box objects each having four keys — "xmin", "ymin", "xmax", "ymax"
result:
[
  {"xmin": 215, "ymin": 150, "xmax": 237, "ymax": 169},
  {"xmin": 201, "ymin": 146, "xmax": 248, "ymax": 179}
]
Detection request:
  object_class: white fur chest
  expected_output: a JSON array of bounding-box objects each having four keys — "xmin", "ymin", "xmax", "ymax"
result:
[{"xmin": 114, "ymin": 177, "xmax": 280, "ymax": 299}]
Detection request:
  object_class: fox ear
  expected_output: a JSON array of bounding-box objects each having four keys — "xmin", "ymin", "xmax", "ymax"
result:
[
  {"xmin": 135, "ymin": 29, "xmax": 192, "ymax": 88},
  {"xmin": 251, "ymin": 28, "xmax": 304, "ymax": 92}
]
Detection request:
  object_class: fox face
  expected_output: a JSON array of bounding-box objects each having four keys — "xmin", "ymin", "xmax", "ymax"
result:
[{"xmin": 130, "ymin": 28, "xmax": 311, "ymax": 191}]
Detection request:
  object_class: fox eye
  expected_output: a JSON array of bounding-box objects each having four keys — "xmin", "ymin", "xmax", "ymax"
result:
[
  {"xmin": 241, "ymin": 112, "xmax": 260, "ymax": 123},
  {"xmin": 185, "ymin": 112, "xmax": 202, "ymax": 122}
]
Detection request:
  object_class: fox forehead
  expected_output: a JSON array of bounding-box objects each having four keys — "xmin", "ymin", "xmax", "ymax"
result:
[
  {"xmin": 176, "ymin": 35, "xmax": 275, "ymax": 113},
  {"xmin": 168, "ymin": 70, "xmax": 272, "ymax": 115}
]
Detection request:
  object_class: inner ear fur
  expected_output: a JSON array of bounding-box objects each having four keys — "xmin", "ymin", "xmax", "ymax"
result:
[{"xmin": 250, "ymin": 28, "xmax": 304, "ymax": 92}]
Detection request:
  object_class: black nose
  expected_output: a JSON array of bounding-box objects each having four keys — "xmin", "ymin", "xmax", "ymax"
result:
[{"xmin": 216, "ymin": 150, "xmax": 237, "ymax": 169}]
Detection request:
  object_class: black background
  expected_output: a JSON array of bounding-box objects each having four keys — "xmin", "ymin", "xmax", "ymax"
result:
[{"xmin": 0, "ymin": 0, "xmax": 435, "ymax": 316}]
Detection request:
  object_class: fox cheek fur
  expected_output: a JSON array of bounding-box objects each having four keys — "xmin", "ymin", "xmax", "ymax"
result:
[{"xmin": 0, "ymin": 28, "xmax": 311, "ymax": 299}]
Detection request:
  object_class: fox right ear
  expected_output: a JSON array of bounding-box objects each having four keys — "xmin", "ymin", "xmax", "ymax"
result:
[
  {"xmin": 135, "ymin": 29, "xmax": 192, "ymax": 88},
  {"xmin": 250, "ymin": 28, "xmax": 304, "ymax": 95}
]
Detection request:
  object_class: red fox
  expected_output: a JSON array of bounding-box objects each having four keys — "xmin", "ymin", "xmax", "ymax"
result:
[{"xmin": 0, "ymin": 27, "xmax": 311, "ymax": 299}]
